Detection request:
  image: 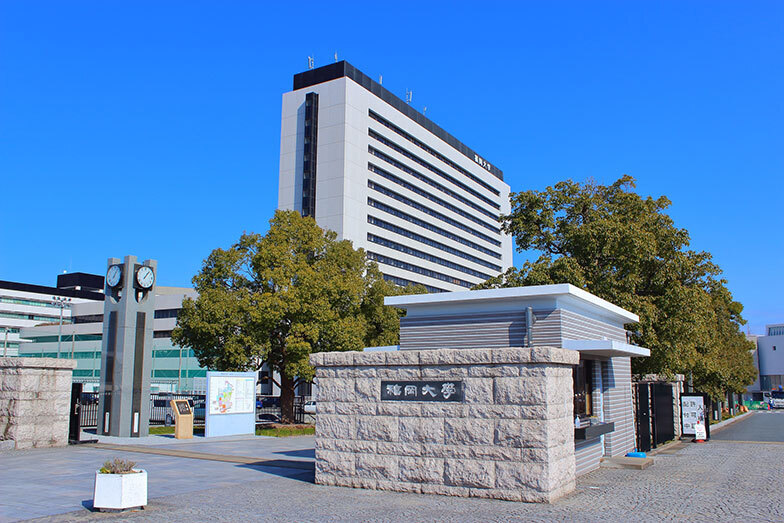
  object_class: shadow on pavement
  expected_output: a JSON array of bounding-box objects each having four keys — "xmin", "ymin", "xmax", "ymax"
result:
[
  {"xmin": 237, "ymin": 461, "xmax": 315, "ymax": 483},
  {"xmin": 274, "ymin": 448, "xmax": 315, "ymax": 458}
]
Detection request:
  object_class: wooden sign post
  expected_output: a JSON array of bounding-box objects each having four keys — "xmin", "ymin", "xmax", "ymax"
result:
[{"xmin": 169, "ymin": 399, "xmax": 193, "ymax": 439}]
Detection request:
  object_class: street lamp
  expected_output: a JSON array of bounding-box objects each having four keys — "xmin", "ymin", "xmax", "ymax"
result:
[{"xmin": 51, "ymin": 296, "xmax": 72, "ymax": 359}]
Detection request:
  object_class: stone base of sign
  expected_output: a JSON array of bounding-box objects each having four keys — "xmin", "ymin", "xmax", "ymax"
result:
[
  {"xmin": 309, "ymin": 347, "xmax": 579, "ymax": 503},
  {"xmin": 0, "ymin": 357, "xmax": 76, "ymax": 450}
]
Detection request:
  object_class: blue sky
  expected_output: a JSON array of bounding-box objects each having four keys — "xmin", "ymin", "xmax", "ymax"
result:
[{"xmin": 1, "ymin": 1, "xmax": 781, "ymax": 334}]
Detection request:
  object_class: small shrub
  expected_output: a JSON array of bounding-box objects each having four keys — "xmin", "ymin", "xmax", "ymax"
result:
[{"xmin": 99, "ymin": 458, "xmax": 138, "ymax": 474}]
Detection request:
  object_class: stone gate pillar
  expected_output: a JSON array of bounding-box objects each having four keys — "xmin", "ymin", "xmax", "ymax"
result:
[{"xmin": 310, "ymin": 346, "xmax": 578, "ymax": 503}]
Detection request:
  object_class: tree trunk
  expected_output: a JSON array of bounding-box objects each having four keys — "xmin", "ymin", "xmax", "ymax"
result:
[{"xmin": 280, "ymin": 373, "xmax": 295, "ymax": 424}]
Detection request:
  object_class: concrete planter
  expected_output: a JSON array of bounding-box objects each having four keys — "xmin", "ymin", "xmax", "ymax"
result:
[{"xmin": 93, "ymin": 469, "xmax": 147, "ymax": 511}]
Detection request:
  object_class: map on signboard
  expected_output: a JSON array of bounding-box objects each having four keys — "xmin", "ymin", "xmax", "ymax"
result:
[{"xmin": 209, "ymin": 376, "xmax": 255, "ymax": 415}]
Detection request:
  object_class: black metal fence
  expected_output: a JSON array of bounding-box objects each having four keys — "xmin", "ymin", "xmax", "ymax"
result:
[
  {"xmin": 633, "ymin": 382, "xmax": 675, "ymax": 452},
  {"xmin": 77, "ymin": 393, "xmax": 308, "ymax": 427}
]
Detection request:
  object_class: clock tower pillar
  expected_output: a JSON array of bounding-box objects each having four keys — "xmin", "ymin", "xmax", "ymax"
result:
[{"xmin": 97, "ymin": 255, "xmax": 157, "ymax": 438}]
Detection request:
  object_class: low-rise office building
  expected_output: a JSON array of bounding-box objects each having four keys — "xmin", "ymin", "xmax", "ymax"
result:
[
  {"xmin": 0, "ymin": 273, "xmax": 105, "ymax": 357},
  {"xmin": 754, "ymin": 324, "xmax": 784, "ymax": 392},
  {"xmin": 19, "ymin": 284, "xmax": 205, "ymax": 393}
]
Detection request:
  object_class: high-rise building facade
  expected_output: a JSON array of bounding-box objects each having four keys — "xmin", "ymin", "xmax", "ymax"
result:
[{"xmin": 278, "ymin": 61, "xmax": 513, "ymax": 292}]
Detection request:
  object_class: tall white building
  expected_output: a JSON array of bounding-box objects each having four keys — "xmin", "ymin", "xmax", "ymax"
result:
[{"xmin": 278, "ymin": 61, "xmax": 513, "ymax": 292}]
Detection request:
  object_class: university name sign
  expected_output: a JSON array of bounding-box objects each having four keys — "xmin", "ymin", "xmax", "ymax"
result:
[
  {"xmin": 380, "ymin": 380, "xmax": 463, "ymax": 402},
  {"xmin": 473, "ymin": 154, "xmax": 494, "ymax": 173}
]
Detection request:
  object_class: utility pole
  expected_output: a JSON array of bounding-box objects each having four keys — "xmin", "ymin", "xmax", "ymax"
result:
[
  {"xmin": 3, "ymin": 327, "xmax": 8, "ymax": 357},
  {"xmin": 51, "ymin": 296, "xmax": 72, "ymax": 359}
]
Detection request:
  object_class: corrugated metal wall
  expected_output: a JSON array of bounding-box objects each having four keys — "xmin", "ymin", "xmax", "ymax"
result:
[
  {"xmin": 575, "ymin": 361, "xmax": 606, "ymax": 476},
  {"xmin": 602, "ymin": 357, "xmax": 636, "ymax": 457},
  {"xmin": 558, "ymin": 309, "xmax": 627, "ymax": 343},
  {"xmin": 400, "ymin": 307, "xmax": 627, "ymax": 351},
  {"xmin": 397, "ymin": 305, "xmax": 637, "ymax": 473},
  {"xmin": 575, "ymin": 438, "xmax": 604, "ymax": 476},
  {"xmin": 399, "ymin": 311, "xmax": 525, "ymax": 350},
  {"xmin": 530, "ymin": 309, "xmax": 561, "ymax": 346}
]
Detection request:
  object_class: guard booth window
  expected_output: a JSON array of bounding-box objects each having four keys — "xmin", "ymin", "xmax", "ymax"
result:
[{"xmin": 573, "ymin": 360, "xmax": 593, "ymax": 419}]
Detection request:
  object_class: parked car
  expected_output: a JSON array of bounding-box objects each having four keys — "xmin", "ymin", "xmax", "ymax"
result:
[
  {"xmin": 771, "ymin": 390, "xmax": 784, "ymax": 409},
  {"xmin": 304, "ymin": 401, "xmax": 316, "ymax": 414},
  {"xmin": 257, "ymin": 396, "xmax": 281, "ymax": 408},
  {"xmin": 192, "ymin": 399, "xmax": 206, "ymax": 420},
  {"xmin": 256, "ymin": 413, "xmax": 280, "ymax": 423}
]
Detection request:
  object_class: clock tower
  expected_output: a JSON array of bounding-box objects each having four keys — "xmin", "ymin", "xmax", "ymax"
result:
[{"xmin": 97, "ymin": 255, "xmax": 157, "ymax": 437}]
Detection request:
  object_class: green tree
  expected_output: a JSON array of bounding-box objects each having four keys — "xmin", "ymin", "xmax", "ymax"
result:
[
  {"xmin": 172, "ymin": 210, "xmax": 420, "ymax": 422},
  {"xmin": 477, "ymin": 176, "xmax": 756, "ymax": 396}
]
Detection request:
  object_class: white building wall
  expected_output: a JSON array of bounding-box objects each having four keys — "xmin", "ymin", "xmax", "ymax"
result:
[
  {"xmin": 278, "ymin": 68, "xmax": 512, "ymax": 292},
  {"xmin": 0, "ymin": 287, "xmax": 100, "ymax": 357},
  {"xmin": 758, "ymin": 325, "xmax": 784, "ymax": 388}
]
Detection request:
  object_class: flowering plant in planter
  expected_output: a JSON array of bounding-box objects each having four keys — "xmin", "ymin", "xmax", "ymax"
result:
[{"xmin": 93, "ymin": 458, "xmax": 147, "ymax": 511}]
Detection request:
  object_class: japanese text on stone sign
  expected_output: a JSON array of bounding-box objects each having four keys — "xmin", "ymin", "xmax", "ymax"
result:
[{"xmin": 380, "ymin": 381, "xmax": 463, "ymax": 402}]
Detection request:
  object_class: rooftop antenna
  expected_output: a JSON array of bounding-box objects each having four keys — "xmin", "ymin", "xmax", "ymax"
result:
[
  {"xmin": 307, "ymin": 56, "xmax": 315, "ymax": 70},
  {"xmin": 405, "ymin": 89, "xmax": 413, "ymax": 104},
  {"xmin": 379, "ymin": 74, "xmax": 383, "ymax": 85},
  {"xmin": 334, "ymin": 52, "xmax": 338, "ymax": 63},
  {"xmin": 423, "ymin": 106, "xmax": 427, "ymax": 116}
]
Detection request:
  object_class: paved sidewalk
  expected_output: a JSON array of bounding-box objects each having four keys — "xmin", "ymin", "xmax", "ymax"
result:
[
  {"xmin": 12, "ymin": 439, "xmax": 783, "ymax": 522},
  {"xmin": 0, "ymin": 436, "xmax": 315, "ymax": 523},
  {"xmin": 4, "ymin": 412, "xmax": 784, "ymax": 522}
]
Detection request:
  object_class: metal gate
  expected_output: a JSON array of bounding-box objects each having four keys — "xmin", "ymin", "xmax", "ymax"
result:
[
  {"xmin": 634, "ymin": 382, "xmax": 675, "ymax": 452},
  {"xmin": 652, "ymin": 383, "xmax": 675, "ymax": 443}
]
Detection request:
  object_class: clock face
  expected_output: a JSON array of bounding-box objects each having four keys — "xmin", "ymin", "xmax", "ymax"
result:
[
  {"xmin": 106, "ymin": 265, "xmax": 122, "ymax": 288},
  {"xmin": 136, "ymin": 266, "xmax": 155, "ymax": 289}
]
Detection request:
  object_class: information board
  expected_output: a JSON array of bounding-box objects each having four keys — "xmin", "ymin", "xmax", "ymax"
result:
[
  {"xmin": 174, "ymin": 400, "xmax": 191, "ymax": 415},
  {"xmin": 205, "ymin": 371, "xmax": 256, "ymax": 438},
  {"xmin": 209, "ymin": 375, "xmax": 255, "ymax": 415},
  {"xmin": 681, "ymin": 394, "xmax": 706, "ymax": 436}
]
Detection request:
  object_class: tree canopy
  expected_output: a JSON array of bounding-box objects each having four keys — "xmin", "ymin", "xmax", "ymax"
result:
[
  {"xmin": 476, "ymin": 176, "xmax": 756, "ymax": 397},
  {"xmin": 172, "ymin": 209, "xmax": 424, "ymax": 421}
]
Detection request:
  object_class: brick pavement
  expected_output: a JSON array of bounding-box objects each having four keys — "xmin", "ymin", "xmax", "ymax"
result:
[{"xmin": 33, "ymin": 437, "xmax": 784, "ymax": 523}]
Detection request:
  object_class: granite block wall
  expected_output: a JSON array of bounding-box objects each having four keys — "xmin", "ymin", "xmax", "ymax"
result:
[
  {"xmin": 0, "ymin": 357, "xmax": 76, "ymax": 450},
  {"xmin": 310, "ymin": 347, "xmax": 579, "ymax": 503}
]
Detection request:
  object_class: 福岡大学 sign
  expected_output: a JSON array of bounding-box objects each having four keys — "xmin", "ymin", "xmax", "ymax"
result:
[{"xmin": 380, "ymin": 381, "xmax": 463, "ymax": 402}]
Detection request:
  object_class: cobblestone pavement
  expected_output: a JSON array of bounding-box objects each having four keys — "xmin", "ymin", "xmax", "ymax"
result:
[{"xmin": 36, "ymin": 437, "xmax": 784, "ymax": 523}]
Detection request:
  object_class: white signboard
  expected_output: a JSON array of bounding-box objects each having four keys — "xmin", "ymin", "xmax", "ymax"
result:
[
  {"xmin": 694, "ymin": 421, "xmax": 707, "ymax": 440},
  {"xmin": 209, "ymin": 375, "xmax": 255, "ymax": 415},
  {"xmin": 681, "ymin": 395, "xmax": 706, "ymax": 435}
]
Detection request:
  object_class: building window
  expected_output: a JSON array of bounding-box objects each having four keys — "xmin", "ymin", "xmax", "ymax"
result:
[
  {"xmin": 367, "ymin": 153, "xmax": 500, "ymax": 223},
  {"xmin": 367, "ymin": 198, "xmax": 500, "ymax": 259},
  {"xmin": 368, "ymin": 110, "xmax": 503, "ymax": 189},
  {"xmin": 367, "ymin": 233, "xmax": 492, "ymax": 280},
  {"xmin": 382, "ymin": 274, "xmax": 445, "ymax": 293},
  {"xmin": 154, "ymin": 309, "xmax": 180, "ymax": 319},
  {"xmin": 368, "ymin": 215, "xmax": 501, "ymax": 272},
  {"xmin": 73, "ymin": 314, "xmax": 103, "ymax": 324},
  {"xmin": 573, "ymin": 360, "xmax": 593, "ymax": 419},
  {"xmin": 368, "ymin": 115, "xmax": 500, "ymax": 200},
  {"xmin": 301, "ymin": 92, "xmax": 319, "ymax": 217},
  {"xmin": 368, "ymin": 181, "xmax": 500, "ymax": 247},
  {"xmin": 367, "ymin": 252, "xmax": 474, "ymax": 288}
]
